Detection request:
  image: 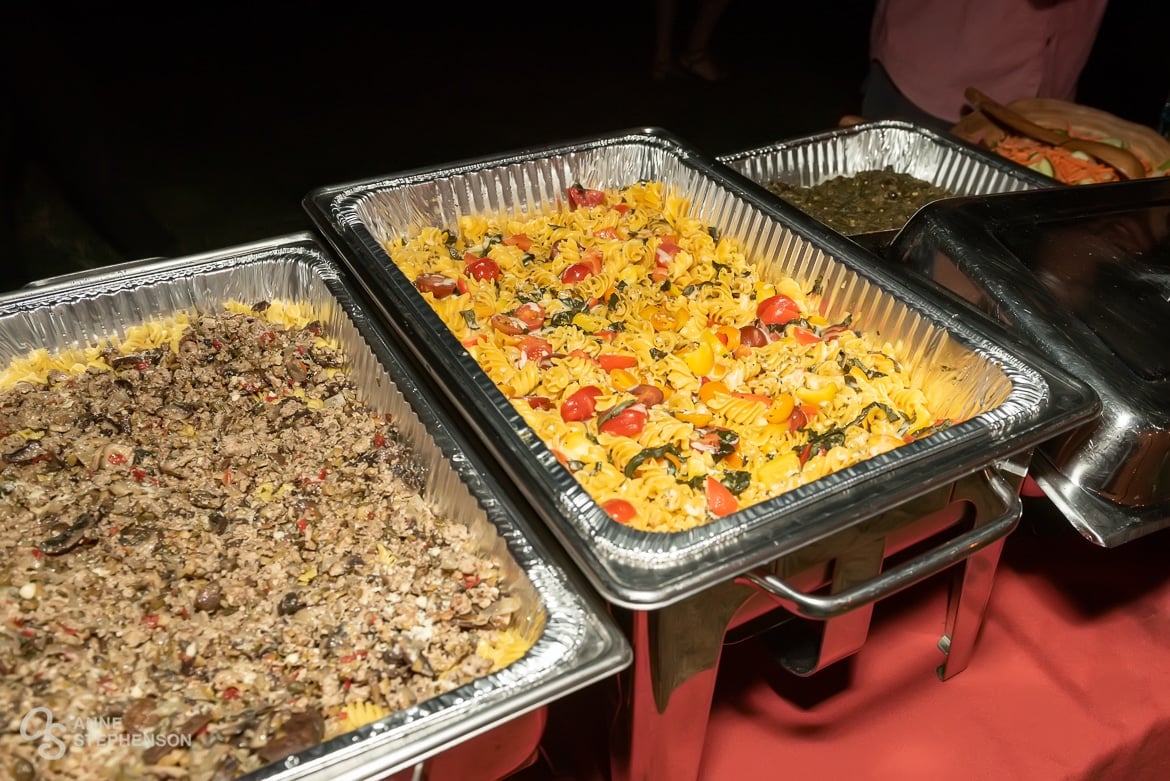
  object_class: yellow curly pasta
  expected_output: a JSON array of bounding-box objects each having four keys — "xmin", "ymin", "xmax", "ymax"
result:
[{"xmin": 387, "ymin": 181, "xmax": 956, "ymax": 532}]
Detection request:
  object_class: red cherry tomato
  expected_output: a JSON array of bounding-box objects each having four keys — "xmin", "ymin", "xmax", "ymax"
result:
[
  {"xmin": 788, "ymin": 403, "xmax": 818, "ymax": 433},
  {"xmin": 790, "ymin": 325, "xmax": 822, "ymax": 345},
  {"xmin": 567, "ymin": 185, "xmax": 606, "ymax": 209},
  {"xmin": 601, "ymin": 498, "xmax": 637, "ymax": 524},
  {"xmin": 561, "ymin": 386, "xmax": 602, "ymax": 422},
  {"xmin": 629, "ymin": 384, "xmax": 665, "ymax": 407},
  {"xmin": 788, "ymin": 406, "xmax": 807, "ymax": 433},
  {"xmin": 560, "ymin": 263, "xmax": 594, "ymax": 284},
  {"xmin": 414, "ymin": 273, "xmax": 458, "ymax": 299},
  {"xmin": 524, "ymin": 396, "xmax": 552, "ymax": 411},
  {"xmin": 514, "ymin": 302, "xmax": 545, "ymax": 330},
  {"xmin": 491, "ymin": 314, "xmax": 529, "ymax": 335},
  {"xmin": 516, "ymin": 335, "xmax": 554, "ymax": 364},
  {"xmin": 584, "ymin": 247, "xmax": 604, "ymax": 271},
  {"xmin": 706, "ymin": 476, "xmax": 738, "ymax": 517},
  {"xmin": 739, "ymin": 324, "xmax": 769, "ymax": 348},
  {"xmin": 655, "ymin": 236, "xmax": 682, "ymax": 264},
  {"xmin": 597, "ymin": 354, "xmax": 639, "ymax": 372},
  {"xmin": 502, "ymin": 233, "xmax": 533, "ymax": 251},
  {"xmin": 757, "ymin": 294, "xmax": 800, "ymax": 326},
  {"xmin": 466, "ymin": 257, "xmax": 501, "ymax": 281},
  {"xmin": 598, "ymin": 404, "xmax": 648, "ymax": 437}
]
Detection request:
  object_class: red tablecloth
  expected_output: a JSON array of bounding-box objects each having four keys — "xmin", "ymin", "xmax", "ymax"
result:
[{"xmin": 516, "ymin": 501, "xmax": 1170, "ymax": 781}]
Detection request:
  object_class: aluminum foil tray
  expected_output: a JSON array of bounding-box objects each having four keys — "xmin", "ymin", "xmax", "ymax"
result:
[
  {"xmin": 0, "ymin": 234, "xmax": 630, "ymax": 780},
  {"xmin": 717, "ymin": 120, "xmax": 1055, "ymax": 250},
  {"xmin": 304, "ymin": 126, "xmax": 1098, "ymax": 609},
  {"xmin": 890, "ymin": 177, "xmax": 1170, "ymax": 546}
]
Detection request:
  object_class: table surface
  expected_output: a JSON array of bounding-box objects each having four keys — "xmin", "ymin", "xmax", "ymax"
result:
[{"xmin": 507, "ymin": 497, "xmax": 1170, "ymax": 781}]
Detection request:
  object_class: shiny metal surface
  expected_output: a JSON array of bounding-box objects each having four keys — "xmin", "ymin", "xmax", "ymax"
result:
[
  {"xmin": 305, "ymin": 126, "xmax": 1098, "ymax": 609},
  {"xmin": 609, "ymin": 463, "xmax": 1023, "ymax": 781},
  {"xmin": 891, "ymin": 177, "xmax": 1170, "ymax": 546},
  {"xmin": 737, "ymin": 470, "xmax": 1019, "ymax": 620},
  {"xmin": 0, "ymin": 234, "xmax": 631, "ymax": 781},
  {"xmin": 717, "ymin": 119, "xmax": 1054, "ymax": 250}
]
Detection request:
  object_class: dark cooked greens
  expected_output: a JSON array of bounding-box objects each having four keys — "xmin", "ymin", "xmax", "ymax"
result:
[{"xmin": 765, "ymin": 168, "xmax": 955, "ymax": 235}]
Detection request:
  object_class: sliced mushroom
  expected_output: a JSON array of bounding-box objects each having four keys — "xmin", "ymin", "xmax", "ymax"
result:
[
  {"xmin": 38, "ymin": 513, "xmax": 95, "ymax": 556},
  {"xmin": 3, "ymin": 438, "xmax": 46, "ymax": 464},
  {"xmin": 257, "ymin": 709, "xmax": 324, "ymax": 763}
]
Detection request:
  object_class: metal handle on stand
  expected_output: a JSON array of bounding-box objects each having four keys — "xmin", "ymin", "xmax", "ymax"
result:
[{"xmin": 736, "ymin": 469, "xmax": 1020, "ymax": 620}]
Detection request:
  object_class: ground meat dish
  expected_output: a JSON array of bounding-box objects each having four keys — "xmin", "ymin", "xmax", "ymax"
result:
[
  {"xmin": 765, "ymin": 168, "xmax": 955, "ymax": 235},
  {"xmin": 0, "ymin": 305, "xmax": 522, "ymax": 780}
]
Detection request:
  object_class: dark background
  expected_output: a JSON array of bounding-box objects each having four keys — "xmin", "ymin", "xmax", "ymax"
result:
[{"xmin": 1, "ymin": 0, "xmax": 1166, "ymax": 292}]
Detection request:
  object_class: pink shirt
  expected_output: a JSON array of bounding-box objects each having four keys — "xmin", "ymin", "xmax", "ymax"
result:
[{"xmin": 871, "ymin": 0, "xmax": 1109, "ymax": 123}]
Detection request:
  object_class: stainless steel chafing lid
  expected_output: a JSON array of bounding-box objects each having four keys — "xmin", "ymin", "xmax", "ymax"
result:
[
  {"xmin": 891, "ymin": 177, "xmax": 1170, "ymax": 546},
  {"xmin": 717, "ymin": 120, "xmax": 1054, "ymax": 248},
  {"xmin": 305, "ymin": 127, "xmax": 1099, "ymax": 608},
  {"xmin": 0, "ymin": 234, "xmax": 630, "ymax": 780}
]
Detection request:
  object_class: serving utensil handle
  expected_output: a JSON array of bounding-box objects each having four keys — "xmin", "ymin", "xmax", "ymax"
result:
[{"xmin": 736, "ymin": 468, "xmax": 1020, "ymax": 619}]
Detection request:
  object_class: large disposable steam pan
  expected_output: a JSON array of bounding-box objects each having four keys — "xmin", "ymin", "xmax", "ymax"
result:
[
  {"xmin": 305, "ymin": 127, "xmax": 1098, "ymax": 609},
  {"xmin": 0, "ymin": 233, "xmax": 630, "ymax": 780}
]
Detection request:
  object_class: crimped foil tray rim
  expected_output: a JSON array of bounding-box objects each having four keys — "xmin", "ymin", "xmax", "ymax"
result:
[
  {"xmin": 715, "ymin": 119, "xmax": 1057, "ymax": 245},
  {"xmin": 716, "ymin": 118, "xmax": 1057, "ymax": 189},
  {"xmin": 305, "ymin": 127, "xmax": 1099, "ymax": 609},
  {"xmin": 0, "ymin": 233, "xmax": 631, "ymax": 781}
]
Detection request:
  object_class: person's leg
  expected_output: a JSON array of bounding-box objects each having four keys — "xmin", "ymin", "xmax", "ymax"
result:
[
  {"xmin": 680, "ymin": 0, "xmax": 733, "ymax": 82},
  {"xmin": 653, "ymin": 0, "xmax": 678, "ymax": 80}
]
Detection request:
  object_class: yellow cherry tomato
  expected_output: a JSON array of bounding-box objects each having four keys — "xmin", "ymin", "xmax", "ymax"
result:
[
  {"xmin": 796, "ymin": 383, "xmax": 839, "ymax": 406},
  {"xmin": 714, "ymin": 324, "xmax": 741, "ymax": 352},
  {"xmin": 698, "ymin": 380, "xmax": 729, "ymax": 404},
  {"xmin": 766, "ymin": 392, "xmax": 796, "ymax": 423},
  {"xmin": 684, "ymin": 341, "xmax": 715, "ymax": 376},
  {"xmin": 675, "ymin": 411, "xmax": 713, "ymax": 427},
  {"xmin": 610, "ymin": 369, "xmax": 639, "ymax": 391}
]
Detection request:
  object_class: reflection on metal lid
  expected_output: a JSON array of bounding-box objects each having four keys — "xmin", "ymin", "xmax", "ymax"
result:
[
  {"xmin": 997, "ymin": 208, "xmax": 1170, "ymax": 382},
  {"xmin": 892, "ymin": 177, "xmax": 1170, "ymax": 546}
]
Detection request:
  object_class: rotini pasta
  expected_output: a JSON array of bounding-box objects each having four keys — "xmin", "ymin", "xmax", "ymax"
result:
[{"xmin": 387, "ymin": 182, "xmax": 956, "ymax": 532}]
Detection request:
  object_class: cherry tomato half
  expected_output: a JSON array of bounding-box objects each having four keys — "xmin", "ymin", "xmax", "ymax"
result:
[
  {"xmin": 561, "ymin": 386, "xmax": 602, "ymax": 422},
  {"xmin": 739, "ymin": 324, "xmax": 769, "ymax": 348},
  {"xmin": 466, "ymin": 257, "xmax": 501, "ymax": 281},
  {"xmin": 787, "ymin": 403, "xmax": 819, "ymax": 433},
  {"xmin": 567, "ymin": 185, "xmax": 607, "ymax": 209},
  {"xmin": 706, "ymin": 476, "xmax": 738, "ymax": 517},
  {"xmin": 514, "ymin": 302, "xmax": 545, "ymax": 330},
  {"xmin": 561, "ymin": 262, "xmax": 595, "ymax": 284},
  {"xmin": 517, "ymin": 335, "xmax": 554, "ymax": 364},
  {"xmin": 790, "ymin": 325, "xmax": 822, "ymax": 345},
  {"xmin": 597, "ymin": 354, "xmax": 639, "ymax": 372},
  {"xmin": 491, "ymin": 314, "xmax": 529, "ymax": 335},
  {"xmin": 598, "ymin": 404, "xmax": 648, "ymax": 437},
  {"xmin": 629, "ymin": 384, "xmax": 665, "ymax": 408},
  {"xmin": 502, "ymin": 233, "xmax": 533, "ymax": 251},
  {"xmin": 414, "ymin": 273, "xmax": 458, "ymax": 299},
  {"xmin": 757, "ymin": 294, "xmax": 800, "ymax": 326},
  {"xmin": 655, "ymin": 236, "xmax": 682, "ymax": 265},
  {"xmin": 601, "ymin": 498, "xmax": 637, "ymax": 524}
]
